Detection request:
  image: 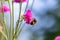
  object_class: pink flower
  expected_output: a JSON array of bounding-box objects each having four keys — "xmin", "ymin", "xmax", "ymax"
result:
[
  {"xmin": 0, "ymin": 5, "xmax": 10, "ymax": 13},
  {"xmin": 14, "ymin": 0, "xmax": 26, "ymax": 3},
  {"xmin": 22, "ymin": 9, "xmax": 33, "ymax": 24},
  {"xmin": 54, "ymin": 36, "xmax": 60, "ymax": 40}
]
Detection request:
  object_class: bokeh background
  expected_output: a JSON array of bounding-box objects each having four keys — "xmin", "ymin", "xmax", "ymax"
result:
[{"xmin": 4, "ymin": 0, "xmax": 60, "ymax": 40}]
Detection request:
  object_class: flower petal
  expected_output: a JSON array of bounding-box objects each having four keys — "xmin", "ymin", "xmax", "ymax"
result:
[
  {"xmin": 54, "ymin": 36, "xmax": 60, "ymax": 40},
  {"xmin": 14, "ymin": 0, "xmax": 26, "ymax": 3}
]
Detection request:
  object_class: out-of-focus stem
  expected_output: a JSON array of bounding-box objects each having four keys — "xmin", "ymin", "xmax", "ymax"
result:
[
  {"xmin": 15, "ymin": 2, "xmax": 22, "ymax": 36},
  {"xmin": 8, "ymin": 1, "xmax": 14, "ymax": 40},
  {"xmin": 31, "ymin": 0, "xmax": 35, "ymax": 10},
  {"xmin": 17, "ymin": 23, "xmax": 25, "ymax": 38},
  {"xmin": 10, "ymin": 1, "xmax": 14, "ymax": 40},
  {"xmin": 24, "ymin": 0, "xmax": 29, "ymax": 13},
  {"xmin": 1, "ymin": 1, "xmax": 8, "ymax": 40},
  {"xmin": 12, "ymin": 1, "xmax": 14, "ymax": 39},
  {"xmin": 8, "ymin": 1, "xmax": 11, "ymax": 40},
  {"xmin": 13, "ymin": 2, "xmax": 22, "ymax": 40},
  {"xmin": 0, "ymin": 31, "xmax": 8, "ymax": 40},
  {"xmin": 18, "ymin": 2, "xmax": 22, "ymax": 20}
]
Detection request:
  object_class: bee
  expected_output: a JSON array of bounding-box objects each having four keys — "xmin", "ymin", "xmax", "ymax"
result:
[{"xmin": 30, "ymin": 18, "xmax": 37, "ymax": 25}]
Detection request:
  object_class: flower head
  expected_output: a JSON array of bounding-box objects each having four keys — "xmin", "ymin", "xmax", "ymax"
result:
[
  {"xmin": 54, "ymin": 36, "xmax": 60, "ymax": 40},
  {"xmin": 14, "ymin": 0, "xmax": 26, "ymax": 3},
  {"xmin": 0, "ymin": 5, "xmax": 10, "ymax": 13},
  {"xmin": 22, "ymin": 9, "xmax": 33, "ymax": 24}
]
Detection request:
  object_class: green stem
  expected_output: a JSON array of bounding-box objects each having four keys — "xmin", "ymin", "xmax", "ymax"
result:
[
  {"xmin": 1, "ymin": 1, "xmax": 8, "ymax": 40},
  {"xmin": 0, "ymin": 31, "xmax": 8, "ymax": 40},
  {"xmin": 31, "ymin": 0, "xmax": 35, "ymax": 10},
  {"xmin": 18, "ymin": 19, "xmax": 23, "ymax": 31},
  {"xmin": 18, "ymin": 2, "xmax": 22, "ymax": 19},
  {"xmin": 12, "ymin": 1, "xmax": 14, "ymax": 38},
  {"xmin": 24, "ymin": 0, "xmax": 29, "ymax": 13},
  {"xmin": 8, "ymin": 1, "xmax": 11, "ymax": 40},
  {"xmin": 8, "ymin": 1, "xmax": 14, "ymax": 40},
  {"xmin": 15, "ymin": 2, "xmax": 22, "ymax": 34},
  {"xmin": 13, "ymin": 2, "xmax": 22, "ymax": 40},
  {"xmin": 17, "ymin": 23, "xmax": 25, "ymax": 38}
]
